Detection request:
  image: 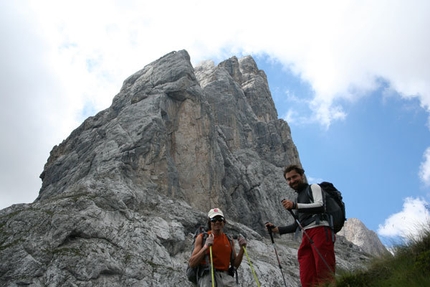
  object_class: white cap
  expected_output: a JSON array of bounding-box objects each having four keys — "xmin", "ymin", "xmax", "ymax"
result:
[{"xmin": 208, "ymin": 208, "xmax": 224, "ymax": 219}]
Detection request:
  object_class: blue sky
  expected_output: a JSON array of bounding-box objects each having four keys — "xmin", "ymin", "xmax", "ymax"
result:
[
  {"xmin": 256, "ymin": 58, "xmax": 430, "ymax": 245},
  {"xmin": 1, "ymin": 0, "xmax": 429, "ymax": 246}
]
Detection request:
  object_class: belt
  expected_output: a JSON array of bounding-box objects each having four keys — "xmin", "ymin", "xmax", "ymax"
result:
[{"xmin": 215, "ymin": 269, "xmax": 228, "ymax": 273}]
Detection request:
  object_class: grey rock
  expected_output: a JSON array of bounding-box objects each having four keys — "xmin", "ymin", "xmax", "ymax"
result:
[
  {"xmin": 1, "ymin": 50, "xmax": 375, "ymax": 286},
  {"xmin": 338, "ymin": 218, "xmax": 389, "ymax": 257}
]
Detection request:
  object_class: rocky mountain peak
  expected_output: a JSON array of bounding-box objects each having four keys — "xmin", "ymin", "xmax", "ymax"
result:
[
  {"xmin": 339, "ymin": 218, "xmax": 389, "ymax": 256},
  {"xmin": 1, "ymin": 50, "xmax": 381, "ymax": 286}
]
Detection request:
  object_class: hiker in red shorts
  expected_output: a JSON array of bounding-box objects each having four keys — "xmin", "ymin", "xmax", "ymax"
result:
[{"xmin": 266, "ymin": 165, "xmax": 336, "ymax": 287}]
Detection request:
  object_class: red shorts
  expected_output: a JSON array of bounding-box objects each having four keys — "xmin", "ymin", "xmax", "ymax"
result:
[{"xmin": 298, "ymin": 226, "xmax": 336, "ymax": 287}]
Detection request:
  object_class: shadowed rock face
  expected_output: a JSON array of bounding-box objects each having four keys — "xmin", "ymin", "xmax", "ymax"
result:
[{"xmin": 0, "ymin": 50, "xmax": 373, "ymax": 286}]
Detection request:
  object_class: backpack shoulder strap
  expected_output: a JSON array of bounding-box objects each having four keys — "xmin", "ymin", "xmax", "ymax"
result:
[
  {"xmin": 223, "ymin": 234, "xmax": 235, "ymax": 265},
  {"xmin": 225, "ymin": 234, "xmax": 234, "ymax": 256},
  {"xmin": 307, "ymin": 184, "xmax": 313, "ymax": 202},
  {"xmin": 308, "ymin": 183, "xmax": 327, "ymax": 205},
  {"xmin": 226, "ymin": 234, "xmax": 238, "ymax": 281},
  {"xmin": 198, "ymin": 232, "xmax": 210, "ymax": 270},
  {"xmin": 200, "ymin": 232, "xmax": 208, "ymax": 244},
  {"xmin": 306, "ymin": 183, "xmax": 328, "ymax": 225}
]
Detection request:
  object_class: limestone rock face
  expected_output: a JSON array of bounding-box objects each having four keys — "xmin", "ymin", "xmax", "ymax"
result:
[
  {"xmin": 1, "ymin": 50, "xmax": 374, "ymax": 286},
  {"xmin": 338, "ymin": 218, "xmax": 389, "ymax": 257}
]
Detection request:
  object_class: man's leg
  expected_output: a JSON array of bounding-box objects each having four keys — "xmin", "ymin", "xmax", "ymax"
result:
[
  {"xmin": 311, "ymin": 227, "xmax": 336, "ymax": 285},
  {"xmin": 298, "ymin": 234, "xmax": 317, "ymax": 287}
]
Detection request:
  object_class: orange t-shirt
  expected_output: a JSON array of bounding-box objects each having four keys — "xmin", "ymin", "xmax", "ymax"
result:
[{"xmin": 201, "ymin": 231, "xmax": 233, "ymax": 271}]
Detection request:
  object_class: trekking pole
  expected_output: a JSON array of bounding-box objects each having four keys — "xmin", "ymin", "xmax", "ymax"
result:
[
  {"xmin": 235, "ymin": 235, "xmax": 260, "ymax": 287},
  {"xmin": 267, "ymin": 226, "xmax": 288, "ymax": 287},
  {"xmin": 288, "ymin": 210, "xmax": 334, "ymax": 274},
  {"xmin": 209, "ymin": 245, "xmax": 215, "ymax": 287}
]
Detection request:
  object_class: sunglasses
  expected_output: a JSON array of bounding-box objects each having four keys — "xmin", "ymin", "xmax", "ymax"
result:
[{"xmin": 210, "ymin": 216, "xmax": 225, "ymax": 222}]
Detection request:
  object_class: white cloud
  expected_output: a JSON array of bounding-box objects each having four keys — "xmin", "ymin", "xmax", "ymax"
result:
[
  {"xmin": 419, "ymin": 147, "xmax": 430, "ymax": 186},
  {"xmin": 1, "ymin": 0, "xmax": 430, "ymax": 208},
  {"xmin": 10, "ymin": 0, "xmax": 430, "ymax": 127},
  {"xmin": 21, "ymin": 1, "xmax": 430, "ymax": 115},
  {"xmin": 377, "ymin": 197, "xmax": 430, "ymax": 240}
]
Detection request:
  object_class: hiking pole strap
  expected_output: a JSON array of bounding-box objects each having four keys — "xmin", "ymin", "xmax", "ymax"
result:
[
  {"xmin": 243, "ymin": 246, "xmax": 261, "ymax": 287},
  {"xmin": 209, "ymin": 246, "xmax": 215, "ymax": 287}
]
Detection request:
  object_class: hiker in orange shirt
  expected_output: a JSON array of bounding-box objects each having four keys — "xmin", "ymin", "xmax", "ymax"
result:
[{"xmin": 188, "ymin": 208, "xmax": 247, "ymax": 287}]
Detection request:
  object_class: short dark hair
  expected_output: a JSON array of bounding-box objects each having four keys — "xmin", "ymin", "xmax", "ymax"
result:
[{"xmin": 283, "ymin": 164, "xmax": 305, "ymax": 179}]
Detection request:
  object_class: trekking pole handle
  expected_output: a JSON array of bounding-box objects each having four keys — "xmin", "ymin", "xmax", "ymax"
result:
[
  {"xmin": 265, "ymin": 222, "xmax": 276, "ymax": 243},
  {"xmin": 268, "ymin": 228, "xmax": 275, "ymax": 243}
]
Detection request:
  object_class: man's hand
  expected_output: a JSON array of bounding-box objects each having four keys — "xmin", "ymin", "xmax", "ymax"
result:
[
  {"xmin": 265, "ymin": 222, "xmax": 279, "ymax": 233},
  {"xmin": 238, "ymin": 236, "xmax": 247, "ymax": 247},
  {"xmin": 281, "ymin": 199, "xmax": 296, "ymax": 210},
  {"xmin": 205, "ymin": 234, "xmax": 214, "ymax": 247}
]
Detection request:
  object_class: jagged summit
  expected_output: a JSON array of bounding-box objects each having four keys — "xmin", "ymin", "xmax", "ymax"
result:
[
  {"xmin": 1, "ymin": 50, "xmax": 376, "ymax": 286},
  {"xmin": 37, "ymin": 50, "xmax": 298, "ymax": 233}
]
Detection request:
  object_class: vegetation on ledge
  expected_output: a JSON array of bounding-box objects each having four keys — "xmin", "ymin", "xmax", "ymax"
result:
[{"xmin": 332, "ymin": 223, "xmax": 430, "ymax": 287}]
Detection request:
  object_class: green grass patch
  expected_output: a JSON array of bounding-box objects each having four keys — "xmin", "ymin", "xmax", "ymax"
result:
[{"xmin": 332, "ymin": 223, "xmax": 430, "ymax": 287}]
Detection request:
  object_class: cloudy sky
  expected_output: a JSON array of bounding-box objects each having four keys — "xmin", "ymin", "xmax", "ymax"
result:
[{"xmin": 1, "ymin": 0, "xmax": 429, "ymax": 245}]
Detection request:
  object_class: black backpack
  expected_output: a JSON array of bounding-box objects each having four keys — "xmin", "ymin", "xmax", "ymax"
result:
[
  {"xmin": 309, "ymin": 182, "xmax": 346, "ymax": 233},
  {"xmin": 186, "ymin": 227, "xmax": 236, "ymax": 285}
]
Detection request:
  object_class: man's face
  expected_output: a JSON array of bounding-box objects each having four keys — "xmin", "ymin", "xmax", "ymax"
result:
[
  {"xmin": 285, "ymin": 170, "xmax": 304, "ymax": 190},
  {"xmin": 210, "ymin": 216, "xmax": 225, "ymax": 231}
]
